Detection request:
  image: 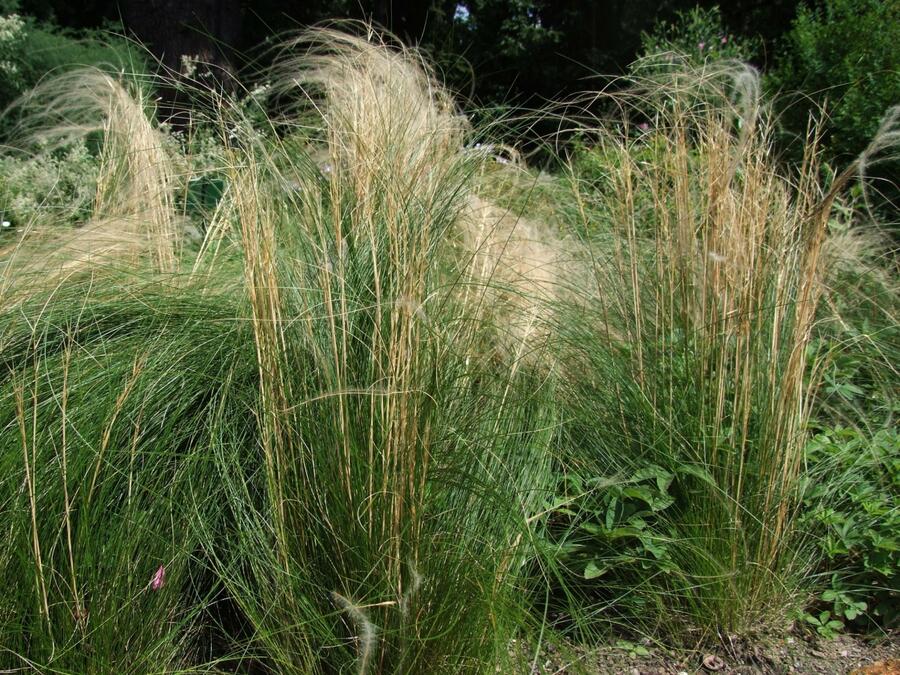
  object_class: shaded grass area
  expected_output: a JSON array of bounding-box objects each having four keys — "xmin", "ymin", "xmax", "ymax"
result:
[{"xmin": 0, "ymin": 278, "xmax": 257, "ymax": 670}]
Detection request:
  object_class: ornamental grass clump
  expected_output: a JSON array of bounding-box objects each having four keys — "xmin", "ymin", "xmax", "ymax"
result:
[
  {"xmin": 1, "ymin": 21, "xmax": 893, "ymax": 670},
  {"xmin": 545, "ymin": 64, "xmax": 881, "ymax": 637},
  {"xmin": 196, "ymin": 27, "xmax": 557, "ymax": 671},
  {"xmin": 0, "ymin": 26, "xmax": 557, "ymax": 672}
]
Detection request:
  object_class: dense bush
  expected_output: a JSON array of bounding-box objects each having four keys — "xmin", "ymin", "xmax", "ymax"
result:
[
  {"xmin": 0, "ymin": 9, "xmax": 145, "ymax": 137},
  {"xmin": 0, "ymin": 11, "xmax": 26, "ymax": 101},
  {"xmin": 768, "ymin": 0, "xmax": 900, "ymax": 162},
  {"xmin": 0, "ymin": 140, "xmax": 99, "ymax": 227},
  {"xmin": 637, "ymin": 5, "xmax": 759, "ymax": 68}
]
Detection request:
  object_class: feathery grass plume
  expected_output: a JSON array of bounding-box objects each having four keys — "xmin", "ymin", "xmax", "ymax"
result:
[
  {"xmin": 267, "ymin": 23, "xmax": 467, "ymax": 204},
  {"xmin": 544, "ymin": 61, "xmax": 871, "ymax": 637},
  {"xmin": 458, "ymin": 167, "xmax": 577, "ymax": 362},
  {"xmin": 0, "ymin": 68, "xmax": 178, "ymax": 286},
  {"xmin": 256, "ymin": 23, "xmax": 572, "ymax": 363},
  {"xmin": 854, "ymin": 105, "xmax": 900, "ymax": 215},
  {"xmin": 331, "ymin": 591, "xmax": 378, "ymax": 675}
]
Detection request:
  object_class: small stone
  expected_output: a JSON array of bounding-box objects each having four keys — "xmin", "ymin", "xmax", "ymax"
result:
[{"xmin": 702, "ymin": 654, "xmax": 725, "ymax": 671}]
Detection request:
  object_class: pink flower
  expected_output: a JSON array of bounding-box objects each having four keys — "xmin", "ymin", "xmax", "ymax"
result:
[
  {"xmin": 698, "ymin": 42, "xmax": 705, "ymax": 51},
  {"xmin": 721, "ymin": 36, "xmax": 728, "ymax": 45},
  {"xmin": 150, "ymin": 565, "xmax": 165, "ymax": 591},
  {"xmin": 638, "ymin": 122, "xmax": 650, "ymax": 132}
]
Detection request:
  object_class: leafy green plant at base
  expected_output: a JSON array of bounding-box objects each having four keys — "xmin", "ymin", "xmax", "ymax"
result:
[
  {"xmin": 541, "ymin": 464, "xmax": 681, "ymax": 608},
  {"xmin": 615, "ymin": 639, "xmax": 651, "ymax": 659},
  {"xmin": 799, "ymin": 427, "xmax": 899, "ymax": 630},
  {"xmin": 800, "ymin": 609, "xmax": 845, "ymax": 639},
  {"xmin": 822, "ymin": 586, "xmax": 868, "ymax": 622}
]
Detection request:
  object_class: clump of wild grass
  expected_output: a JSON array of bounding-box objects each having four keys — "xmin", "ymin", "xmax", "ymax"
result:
[
  {"xmin": 0, "ymin": 25, "xmax": 558, "ymax": 673},
  {"xmin": 545, "ymin": 64, "xmax": 881, "ymax": 637},
  {"xmin": 198, "ymin": 26, "xmax": 557, "ymax": 671},
  {"xmin": 0, "ymin": 279, "xmax": 255, "ymax": 671}
]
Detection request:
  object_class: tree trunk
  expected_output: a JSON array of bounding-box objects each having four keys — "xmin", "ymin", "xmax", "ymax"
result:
[{"xmin": 120, "ymin": 0, "xmax": 243, "ymax": 121}]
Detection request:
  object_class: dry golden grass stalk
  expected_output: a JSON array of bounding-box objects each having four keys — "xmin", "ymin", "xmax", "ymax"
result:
[{"xmin": 267, "ymin": 27, "xmax": 570, "ymax": 358}]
